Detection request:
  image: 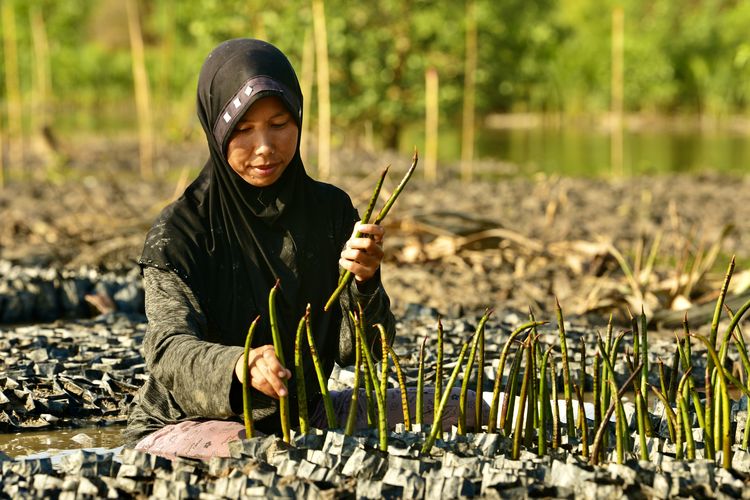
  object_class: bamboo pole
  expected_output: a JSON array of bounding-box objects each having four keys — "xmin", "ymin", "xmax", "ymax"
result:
[
  {"xmin": 424, "ymin": 67, "xmax": 439, "ymax": 181},
  {"xmin": 610, "ymin": 5, "xmax": 624, "ymax": 176},
  {"xmin": 155, "ymin": 0, "xmax": 174, "ymax": 148},
  {"xmin": 2, "ymin": 0, "xmax": 23, "ymax": 178},
  {"xmin": 126, "ymin": 0, "xmax": 155, "ymax": 180},
  {"xmin": 460, "ymin": 0, "xmax": 477, "ymax": 183},
  {"xmin": 0, "ymin": 129, "xmax": 4, "ymax": 188},
  {"xmin": 30, "ymin": 6, "xmax": 51, "ymax": 152},
  {"xmin": 312, "ymin": 0, "xmax": 331, "ymax": 179},
  {"xmin": 300, "ymin": 28, "xmax": 314, "ymax": 166}
]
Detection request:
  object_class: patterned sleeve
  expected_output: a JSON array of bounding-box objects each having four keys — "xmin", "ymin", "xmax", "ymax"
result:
[{"xmin": 140, "ymin": 267, "xmax": 249, "ymax": 418}]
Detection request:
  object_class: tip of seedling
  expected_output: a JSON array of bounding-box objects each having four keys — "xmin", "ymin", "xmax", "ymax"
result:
[
  {"xmin": 554, "ymin": 296, "xmax": 561, "ymax": 309},
  {"xmin": 412, "ymin": 147, "xmax": 418, "ymax": 161},
  {"xmin": 305, "ymin": 303, "xmax": 311, "ymax": 317},
  {"xmin": 251, "ymin": 315, "xmax": 260, "ymax": 325},
  {"xmin": 273, "ymin": 278, "xmax": 280, "ymax": 289}
]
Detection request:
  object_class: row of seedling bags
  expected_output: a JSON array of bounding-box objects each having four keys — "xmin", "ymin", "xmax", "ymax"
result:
[
  {"xmin": 239, "ymin": 256, "xmax": 750, "ymax": 469},
  {"xmin": 242, "ymin": 152, "xmax": 750, "ymax": 467}
]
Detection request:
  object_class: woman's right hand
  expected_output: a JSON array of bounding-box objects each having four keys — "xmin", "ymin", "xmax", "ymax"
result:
[{"xmin": 234, "ymin": 344, "xmax": 292, "ymax": 399}]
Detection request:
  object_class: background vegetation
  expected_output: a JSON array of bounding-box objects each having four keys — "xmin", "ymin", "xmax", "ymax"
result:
[{"xmin": 1, "ymin": 0, "xmax": 749, "ymax": 174}]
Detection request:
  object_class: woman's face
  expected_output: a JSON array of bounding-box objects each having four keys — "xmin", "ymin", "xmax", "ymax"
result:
[{"xmin": 226, "ymin": 96, "xmax": 299, "ymax": 187}]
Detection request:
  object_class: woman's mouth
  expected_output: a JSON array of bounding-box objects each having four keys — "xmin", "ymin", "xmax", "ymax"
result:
[{"xmin": 252, "ymin": 162, "xmax": 280, "ymax": 175}]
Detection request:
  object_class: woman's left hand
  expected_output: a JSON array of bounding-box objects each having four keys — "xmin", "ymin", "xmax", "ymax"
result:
[{"xmin": 339, "ymin": 222, "xmax": 384, "ymax": 283}]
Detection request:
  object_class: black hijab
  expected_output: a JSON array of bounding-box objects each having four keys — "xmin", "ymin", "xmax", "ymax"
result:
[{"xmin": 140, "ymin": 39, "xmax": 353, "ymax": 395}]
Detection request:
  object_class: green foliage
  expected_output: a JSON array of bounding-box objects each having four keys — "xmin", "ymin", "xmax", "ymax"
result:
[{"xmin": 1, "ymin": 0, "xmax": 749, "ymax": 146}]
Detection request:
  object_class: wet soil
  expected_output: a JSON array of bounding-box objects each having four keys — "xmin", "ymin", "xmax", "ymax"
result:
[
  {"xmin": 3, "ymin": 144, "xmax": 750, "ymax": 327},
  {"xmin": 2, "ymin": 143, "xmax": 750, "ymax": 496}
]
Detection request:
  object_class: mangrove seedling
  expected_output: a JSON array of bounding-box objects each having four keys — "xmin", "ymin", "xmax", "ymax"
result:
[
  {"xmin": 295, "ymin": 312, "xmax": 310, "ymax": 434},
  {"xmin": 242, "ymin": 315, "xmax": 260, "ymax": 439},
  {"xmin": 556, "ymin": 298, "xmax": 575, "ymax": 438},
  {"xmin": 458, "ymin": 308, "xmax": 492, "ymax": 434},
  {"xmin": 305, "ymin": 304, "xmax": 337, "ymax": 429},
  {"xmin": 416, "ymin": 337, "xmax": 426, "ymax": 426},
  {"xmin": 344, "ymin": 321, "xmax": 362, "ymax": 435},
  {"xmin": 388, "ymin": 345, "xmax": 411, "ymax": 431},
  {"xmin": 268, "ymin": 280, "xmax": 290, "ymax": 443},
  {"xmin": 421, "ymin": 342, "xmax": 470, "ymax": 454}
]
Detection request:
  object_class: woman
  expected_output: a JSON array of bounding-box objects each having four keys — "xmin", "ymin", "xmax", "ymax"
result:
[{"xmin": 125, "ymin": 39, "xmax": 396, "ymax": 458}]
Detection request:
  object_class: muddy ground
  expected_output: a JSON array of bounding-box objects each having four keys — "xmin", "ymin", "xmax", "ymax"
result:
[
  {"xmin": 3, "ymin": 142, "xmax": 750, "ymax": 329},
  {"xmin": 2, "ymin": 143, "xmax": 750, "ymax": 497}
]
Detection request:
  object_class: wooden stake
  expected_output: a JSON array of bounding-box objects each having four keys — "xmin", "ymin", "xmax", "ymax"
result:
[
  {"xmin": 460, "ymin": 0, "xmax": 477, "ymax": 183},
  {"xmin": 424, "ymin": 67, "xmax": 439, "ymax": 181},
  {"xmin": 126, "ymin": 0, "xmax": 155, "ymax": 179},
  {"xmin": 312, "ymin": 0, "xmax": 331, "ymax": 179}
]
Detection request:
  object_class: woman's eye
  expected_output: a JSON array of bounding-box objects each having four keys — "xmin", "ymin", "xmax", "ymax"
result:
[{"xmin": 271, "ymin": 120, "xmax": 288, "ymax": 128}]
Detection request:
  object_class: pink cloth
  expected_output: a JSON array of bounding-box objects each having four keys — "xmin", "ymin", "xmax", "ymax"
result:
[{"xmin": 134, "ymin": 420, "xmax": 246, "ymax": 460}]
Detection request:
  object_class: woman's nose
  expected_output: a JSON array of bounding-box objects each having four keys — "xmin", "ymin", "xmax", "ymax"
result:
[{"xmin": 255, "ymin": 131, "xmax": 273, "ymax": 156}]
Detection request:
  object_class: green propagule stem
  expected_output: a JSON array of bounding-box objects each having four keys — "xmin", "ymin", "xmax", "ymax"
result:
[
  {"xmin": 344, "ymin": 318, "xmax": 362, "ymax": 436},
  {"xmin": 434, "ymin": 317, "xmax": 444, "ymax": 439},
  {"xmin": 422, "ymin": 342, "xmax": 470, "ymax": 454},
  {"xmin": 476, "ymin": 319, "xmax": 486, "ymax": 433},
  {"xmin": 649, "ymin": 385, "xmax": 679, "ymax": 458},
  {"xmin": 305, "ymin": 304, "xmax": 337, "ymax": 429},
  {"xmin": 693, "ymin": 330, "xmax": 750, "ymax": 468},
  {"xmin": 488, "ymin": 320, "xmax": 546, "ymax": 433},
  {"xmin": 353, "ymin": 311, "xmax": 388, "ymax": 451},
  {"xmin": 574, "ymin": 383, "xmax": 589, "ymax": 459},
  {"xmin": 512, "ymin": 338, "xmax": 533, "ymax": 460},
  {"xmin": 726, "ymin": 304, "xmax": 750, "ymax": 450},
  {"xmin": 596, "ymin": 334, "xmax": 630, "ymax": 465},
  {"xmin": 295, "ymin": 311, "xmax": 310, "ymax": 435},
  {"xmin": 550, "ymin": 359, "xmax": 560, "ymax": 449},
  {"xmin": 677, "ymin": 321, "xmax": 709, "ymax": 457},
  {"xmin": 589, "ymin": 360, "xmax": 643, "ymax": 466},
  {"xmin": 458, "ymin": 308, "xmax": 493, "ymax": 434},
  {"xmin": 242, "ymin": 315, "xmax": 261, "ymax": 439},
  {"xmin": 416, "ymin": 337, "xmax": 426, "ymax": 427},
  {"xmin": 268, "ymin": 280, "xmax": 290, "ymax": 443},
  {"xmin": 388, "ymin": 344, "xmax": 411, "ymax": 431},
  {"xmin": 377, "ymin": 324, "xmax": 390, "ymax": 442},
  {"xmin": 538, "ymin": 346, "xmax": 553, "ymax": 456},
  {"xmin": 555, "ymin": 298, "xmax": 575, "ymax": 439},
  {"xmin": 324, "ymin": 150, "xmax": 418, "ymax": 312},
  {"xmin": 705, "ymin": 256, "xmax": 735, "ymax": 458}
]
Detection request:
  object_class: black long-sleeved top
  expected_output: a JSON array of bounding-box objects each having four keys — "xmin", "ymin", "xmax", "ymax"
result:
[{"xmin": 124, "ymin": 266, "xmax": 394, "ymax": 444}]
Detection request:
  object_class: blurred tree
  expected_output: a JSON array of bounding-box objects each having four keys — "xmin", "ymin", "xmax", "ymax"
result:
[{"xmin": 0, "ymin": 0, "xmax": 748, "ymax": 151}]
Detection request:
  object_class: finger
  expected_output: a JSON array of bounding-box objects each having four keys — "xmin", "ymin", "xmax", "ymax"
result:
[
  {"xmin": 250, "ymin": 366, "xmax": 278, "ymax": 399},
  {"xmin": 354, "ymin": 223, "xmax": 384, "ymax": 238},
  {"xmin": 253, "ymin": 360, "xmax": 289, "ymax": 398},
  {"xmin": 262, "ymin": 349, "xmax": 290, "ymax": 379},
  {"xmin": 339, "ymin": 258, "xmax": 376, "ymax": 282},
  {"xmin": 347, "ymin": 237, "xmax": 384, "ymax": 252}
]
